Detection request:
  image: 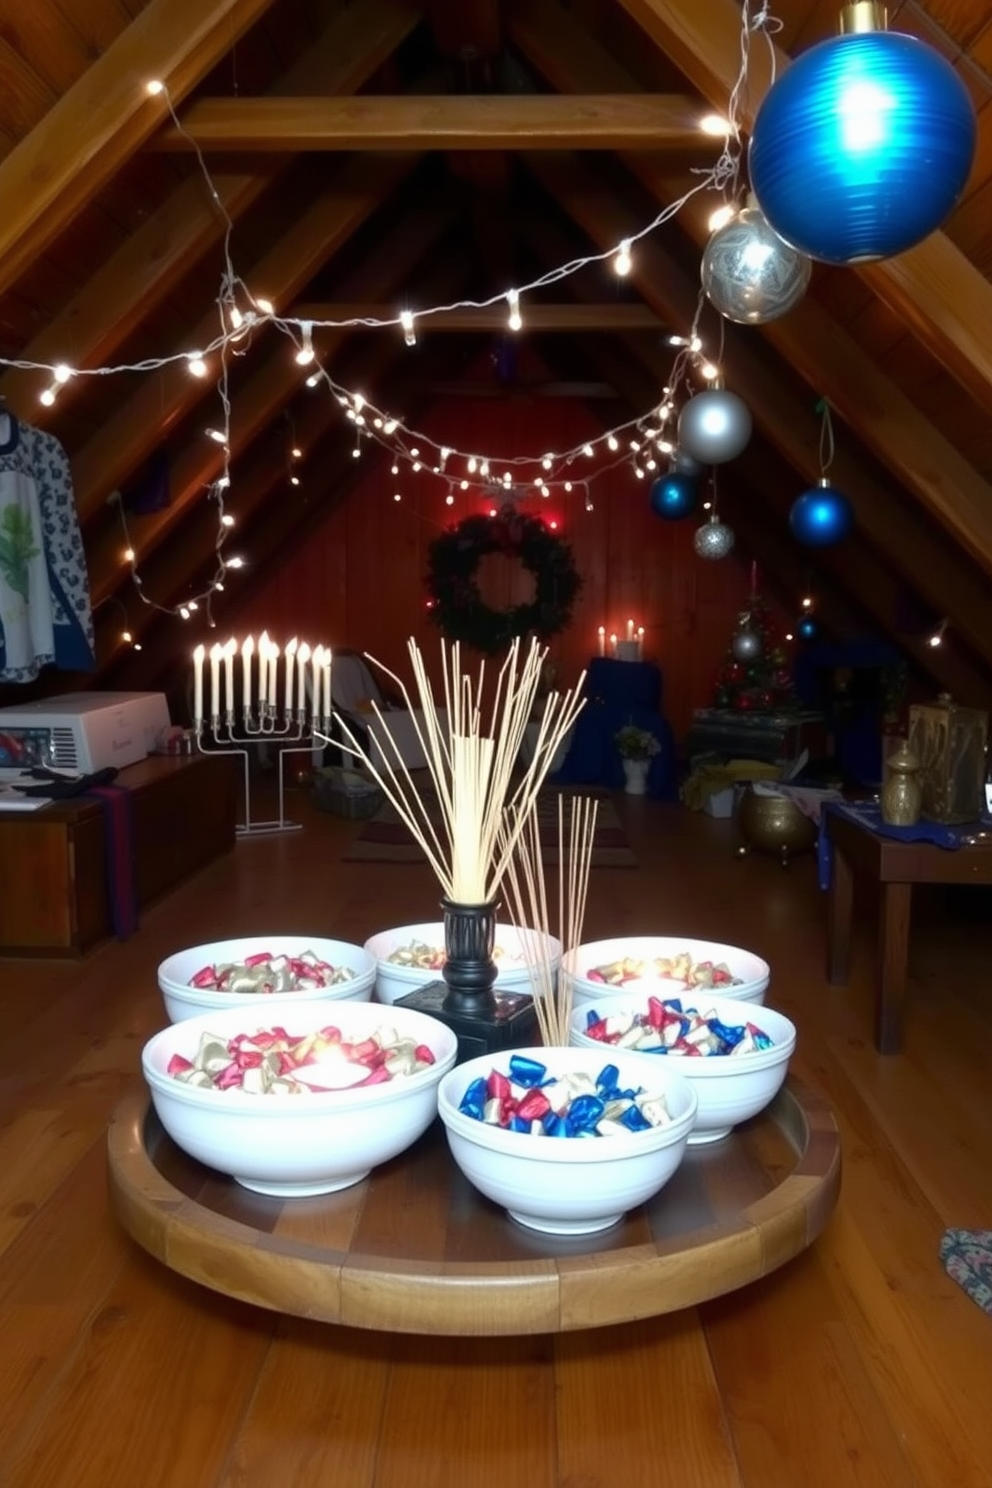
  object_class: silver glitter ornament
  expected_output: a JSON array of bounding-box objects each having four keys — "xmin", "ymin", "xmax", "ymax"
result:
[
  {"xmin": 702, "ymin": 202, "xmax": 812, "ymax": 325},
  {"xmin": 678, "ymin": 387, "xmax": 752, "ymax": 465},
  {"xmin": 693, "ymin": 511, "xmax": 736, "ymax": 560},
  {"xmin": 731, "ymin": 627, "xmax": 763, "ymax": 663}
]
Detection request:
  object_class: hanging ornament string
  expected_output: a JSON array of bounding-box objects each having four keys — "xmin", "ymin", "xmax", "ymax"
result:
[{"xmin": 818, "ymin": 398, "xmax": 836, "ymax": 478}]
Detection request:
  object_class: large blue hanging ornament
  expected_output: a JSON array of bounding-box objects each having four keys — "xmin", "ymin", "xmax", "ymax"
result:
[
  {"xmin": 650, "ymin": 471, "xmax": 698, "ymax": 521},
  {"xmin": 797, "ymin": 615, "xmax": 819, "ymax": 643},
  {"xmin": 749, "ymin": 6, "xmax": 977, "ymax": 266},
  {"xmin": 701, "ymin": 199, "xmax": 812, "ymax": 324},
  {"xmin": 677, "ymin": 387, "xmax": 752, "ymax": 465},
  {"xmin": 789, "ymin": 479, "xmax": 855, "ymax": 546}
]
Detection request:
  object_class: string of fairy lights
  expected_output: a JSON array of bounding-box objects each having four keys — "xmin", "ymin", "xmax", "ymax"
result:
[{"xmin": 1, "ymin": 1, "xmax": 785, "ymax": 638}]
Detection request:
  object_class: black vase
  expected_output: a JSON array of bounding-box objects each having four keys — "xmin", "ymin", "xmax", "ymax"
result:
[{"xmin": 440, "ymin": 898, "xmax": 499, "ymax": 1018}]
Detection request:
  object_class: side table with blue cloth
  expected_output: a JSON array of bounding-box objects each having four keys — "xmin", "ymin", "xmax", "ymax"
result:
[{"xmin": 554, "ymin": 657, "xmax": 678, "ymax": 799}]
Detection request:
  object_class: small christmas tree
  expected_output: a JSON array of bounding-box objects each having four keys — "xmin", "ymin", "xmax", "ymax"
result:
[{"xmin": 713, "ymin": 590, "xmax": 796, "ymax": 713}]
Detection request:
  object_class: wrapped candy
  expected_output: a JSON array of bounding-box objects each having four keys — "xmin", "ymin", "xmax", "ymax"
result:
[
  {"xmin": 582, "ymin": 999, "xmax": 773, "ymax": 1058},
  {"xmin": 456, "ymin": 1055, "xmax": 673, "ymax": 1136}
]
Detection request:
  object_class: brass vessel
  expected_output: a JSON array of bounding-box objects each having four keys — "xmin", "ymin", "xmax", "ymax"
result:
[{"xmin": 737, "ymin": 786, "xmax": 817, "ymax": 867}]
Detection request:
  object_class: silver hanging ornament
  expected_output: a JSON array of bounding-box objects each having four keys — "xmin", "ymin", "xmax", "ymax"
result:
[
  {"xmin": 678, "ymin": 386, "xmax": 752, "ymax": 465},
  {"xmin": 701, "ymin": 199, "xmax": 812, "ymax": 325},
  {"xmin": 731, "ymin": 619, "xmax": 763, "ymax": 663},
  {"xmin": 693, "ymin": 510, "xmax": 736, "ymax": 560}
]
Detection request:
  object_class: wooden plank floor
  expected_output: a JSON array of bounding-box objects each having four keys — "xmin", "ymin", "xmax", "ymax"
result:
[{"xmin": 2, "ymin": 788, "xmax": 991, "ymax": 1487}]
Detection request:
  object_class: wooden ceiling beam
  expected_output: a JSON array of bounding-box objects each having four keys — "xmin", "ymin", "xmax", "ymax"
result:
[
  {"xmin": 510, "ymin": 3, "xmax": 992, "ymax": 575},
  {"xmin": 148, "ymin": 94, "xmax": 712, "ymax": 151},
  {"xmin": 0, "ymin": 0, "xmax": 421, "ymax": 420},
  {"xmin": 71, "ymin": 156, "xmax": 417, "ymax": 525},
  {"xmin": 612, "ymin": 0, "xmax": 992, "ymax": 423},
  {"xmin": 292, "ymin": 303, "xmax": 666, "ymax": 331},
  {"xmin": 88, "ymin": 210, "xmax": 457, "ymax": 620},
  {"xmin": 525, "ymin": 153, "xmax": 992, "ymax": 682},
  {"xmin": 0, "ymin": 0, "xmax": 278, "ymax": 300}
]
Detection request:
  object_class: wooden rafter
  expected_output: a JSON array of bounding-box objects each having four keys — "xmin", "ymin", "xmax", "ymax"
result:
[
  {"xmin": 0, "ymin": 0, "xmax": 278, "ymax": 300},
  {"xmin": 148, "ymin": 94, "xmax": 712, "ymax": 151},
  {"xmin": 612, "ymin": 0, "xmax": 992, "ymax": 421},
  {"xmin": 0, "ymin": 0, "xmax": 421, "ymax": 420},
  {"xmin": 71, "ymin": 156, "xmax": 417, "ymax": 527},
  {"xmin": 509, "ymin": 0, "xmax": 992, "ymax": 578},
  {"xmin": 526, "ymin": 153, "xmax": 992, "ymax": 684}
]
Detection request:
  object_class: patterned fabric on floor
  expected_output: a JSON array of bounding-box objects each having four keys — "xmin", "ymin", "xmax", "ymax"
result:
[{"xmin": 941, "ymin": 1229, "xmax": 992, "ymax": 1316}]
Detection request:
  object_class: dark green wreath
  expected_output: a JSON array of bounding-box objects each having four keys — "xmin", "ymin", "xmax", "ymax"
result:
[{"xmin": 425, "ymin": 503, "xmax": 582, "ymax": 655}]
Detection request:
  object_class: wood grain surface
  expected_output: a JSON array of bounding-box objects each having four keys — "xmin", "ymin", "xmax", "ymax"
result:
[{"xmin": 3, "ymin": 788, "xmax": 992, "ymax": 1487}]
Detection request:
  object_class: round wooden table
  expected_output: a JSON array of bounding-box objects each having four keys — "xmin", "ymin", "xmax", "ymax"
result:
[{"xmin": 107, "ymin": 1078, "xmax": 840, "ymax": 1336}]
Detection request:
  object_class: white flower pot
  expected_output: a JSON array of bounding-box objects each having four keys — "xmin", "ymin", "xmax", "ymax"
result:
[{"xmin": 622, "ymin": 758, "xmax": 650, "ymax": 795}]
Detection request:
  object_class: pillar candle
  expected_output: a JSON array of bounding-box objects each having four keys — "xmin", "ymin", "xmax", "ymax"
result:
[
  {"xmin": 267, "ymin": 641, "xmax": 280, "ymax": 707},
  {"xmin": 609, "ymin": 632, "xmax": 618, "ymax": 657},
  {"xmin": 223, "ymin": 639, "xmax": 236, "ymax": 715},
  {"xmin": 209, "ymin": 643, "xmax": 223, "ymax": 718},
  {"xmin": 193, "ymin": 644, "xmax": 205, "ymax": 724},
  {"xmin": 297, "ymin": 642, "xmax": 311, "ymax": 714},
  {"xmin": 311, "ymin": 644, "xmax": 322, "ymax": 715},
  {"xmin": 258, "ymin": 631, "xmax": 271, "ymax": 705},
  {"xmin": 597, "ymin": 626, "xmax": 605, "ymax": 656},
  {"xmin": 284, "ymin": 637, "xmax": 298, "ymax": 715},
  {"xmin": 241, "ymin": 636, "xmax": 254, "ymax": 709},
  {"xmin": 637, "ymin": 626, "xmax": 644, "ymax": 662},
  {"xmin": 626, "ymin": 618, "xmax": 634, "ymax": 642}
]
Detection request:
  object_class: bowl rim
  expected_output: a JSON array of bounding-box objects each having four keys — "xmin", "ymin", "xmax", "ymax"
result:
[
  {"xmin": 142, "ymin": 999, "xmax": 459, "ymax": 1112},
  {"xmin": 437, "ymin": 1048, "xmax": 699, "ymax": 1160},
  {"xmin": 569, "ymin": 994, "xmax": 796, "ymax": 1074},
  {"xmin": 560, "ymin": 934, "xmax": 770, "ymax": 985}
]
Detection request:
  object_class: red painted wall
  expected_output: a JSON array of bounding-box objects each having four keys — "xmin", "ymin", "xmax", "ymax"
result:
[{"xmin": 231, "ymin": 397, "xmax": 766, "ymax": 743}]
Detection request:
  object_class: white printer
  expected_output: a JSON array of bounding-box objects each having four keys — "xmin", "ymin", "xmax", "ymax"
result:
[{"xmin": 0, "ymin": 691, "xmax": 171, "ymax": 773}]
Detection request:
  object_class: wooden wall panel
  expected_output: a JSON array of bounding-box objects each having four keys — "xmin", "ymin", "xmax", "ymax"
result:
[{"xmin": 231, "ymin": 397, "xmax": 760, "ymax": 741}]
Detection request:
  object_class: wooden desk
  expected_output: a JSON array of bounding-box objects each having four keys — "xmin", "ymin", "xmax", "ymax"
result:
[
  {"xmin": 825, "ymin": 809, "xmax": 992, "ymax": 1053},
  {"xmin": 0, "ymin": 754, "xmax": 237, "ymax": 955}
]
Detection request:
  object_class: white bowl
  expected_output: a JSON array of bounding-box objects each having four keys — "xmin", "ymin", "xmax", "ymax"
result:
[
  {"xmin": 142, "ymin": 999, "xmax": 458, "ymax": 1196},
  {"xmin": 437, "ymin": 1045, "xmax": 698, "ymax": 1235},
  {"xmin": 157, "ymin": 935, "xmax": 376, "ymax": 1023},
  {"xmin": 569, "ymin": 991, "xmax": 795, "ymax": 1145},
  {"xmin": 562, "ymin": 935, "xmax": 769, "ymax": 1010},
  {"xmin": 364, "ymin": 921, "xmax": 562, "ymax": 1006}
]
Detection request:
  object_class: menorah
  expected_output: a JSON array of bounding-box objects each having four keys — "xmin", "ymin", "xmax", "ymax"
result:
[{"xmin": 192, "ymin": 633, "xmax": 332, "ymax": 836}]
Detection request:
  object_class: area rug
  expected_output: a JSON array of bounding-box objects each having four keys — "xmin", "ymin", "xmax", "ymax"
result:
[
  {"xmin": 940, "ymin": 1229, "xmax": 992, "ymax": 1316},
  {"xmin": 344, "ymin": 787, "xmax": 637, "ymax": 868}
]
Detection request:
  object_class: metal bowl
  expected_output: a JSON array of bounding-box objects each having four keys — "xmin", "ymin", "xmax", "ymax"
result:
[{"xmin": 737, "ymin": 786, "xmax": 817, "ymax": 866}]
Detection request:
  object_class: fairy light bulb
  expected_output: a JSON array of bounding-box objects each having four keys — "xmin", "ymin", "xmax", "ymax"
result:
[
  {"xmin": 700, "ymin": 113, "xmax": 730, "ymax": 136},
  {"xmin": 507, "ymin": 289, "xmax": 522, "ymax": 332},
  {"xmin": 614, "ymin": 239, "xmax": 632, "ymax": 276},
  {"xmin": 295, "ymin": 322, "xmax": 314, "ymax": 365},
  {"xmin": 394, "ymin": 492, "xmax": 402, "ymax": 502},
  {"xmin": 467, "ymin": 457, "xmax": 478, "ymax": 474},
  {"xmin": 700, "ymin": 360, "xmax": 720, "ymax": 380},
  {"xmin": 400, "ymin": 310, "xmax": 416, "ymax": 347},
  {"xmin": 608, "ymin": 435, "xmax": 619, "ymax": 452},
  {"xmin": 53, "ymin": 363, "xmax": 73, "ymax": 384},
  {"xmin": 227, "ymin": 556, "xmax": 244, "ymax": 569},
  {"xmin": 229, "ymin": 306, "xmax": 244, "ymax": 330},
  {"xmin": 708, "ymin": 202, "xmax": 737, "ymax": 232},
  {"xmin": 123, "ymin": 547, "xmax": 135, "ymax": 563},
  {"xmin": 39, "ymin": 387, "xmax": 56, "ymax": 406},
  {"xmin": 122, "ymin": 629, "xmax": 133, "ymax": 643},
  {"xmin": 583, "ymin": 444, "xmax": 594, "ymax": 458},
  {"xmin": 542, "ymin": 455, "xmax": 553, "ymax": 470},
  {"xmin": 255, "ymin": 297, "xmax": 274, "ymax": 316},
  {"xmin": 146, "ymin": 79, "xmax": 164, "ymax": 96},
  {"xmin": 187, "ymin": 353, "xmax": 207, "ymax": 378},
  {"xmin": 305, "ymin": 373, "xmax": 320, "ymax": 388},
  {"xmin": 221, "ymin": 513, "xmax": 235, "ymax": 527},
  {"xmin": 446, "ymin": 493, "xmax": 455, "ymax": 505},
  {"xmin": 383, "ymin": 418, "xmax": 397, "ymax": 434}
]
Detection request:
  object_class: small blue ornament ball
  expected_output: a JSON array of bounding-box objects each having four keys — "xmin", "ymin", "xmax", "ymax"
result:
[
  {"xmin": 749, "ymin": 30, "xmax": 976, "ymax": 266},
  {"xmin": 797, "ymin": 616, "xmax": 819, "ymax": 643},
  {"xmin": 650, "ymin": 472, "xmax": 698, "ymax": 521},
  {"xmin": 789, "ymin": 482, "xmax": 854, "ymax": 547}
]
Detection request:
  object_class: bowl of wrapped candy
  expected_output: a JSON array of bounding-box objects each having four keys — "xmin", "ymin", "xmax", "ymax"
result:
[
  {"xmin": 436, "ymin": 1046, "xmax": 698, "ymax": 1235},
  {"xmin": 364, "ymin": 921, "xmax": 561, "ymax": 1006},
  {"xmin": 141, "ymin": 999, "xmax": 459, "ymax": 1196},
  {"xmin": 569, "ymin": 991, "xmax": 796, "ymax": 1144},
  {"xmin": 157, "ymin": 936, "xmax": 376, "ymax": 1023},
  {"xmin": 562, "ymin": 935, "xmax": 769, "ymax": 1011}
]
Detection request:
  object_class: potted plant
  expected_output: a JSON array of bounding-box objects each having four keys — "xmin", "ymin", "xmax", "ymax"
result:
[{"xmin": 614, "ymin": 725, "xmax": 660, "ymax": 795}]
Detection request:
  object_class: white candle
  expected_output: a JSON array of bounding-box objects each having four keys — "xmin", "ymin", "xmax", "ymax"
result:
[
  {"xmin": 322, "ymin": 649, "xmax": 332, "ymax": 722},
  {"xmin": 609, "ymin": 632, "xmax": 618, "ymax": 657},
  {"xmin": 626, "ymin": 618, "xmax": 634, "ymax": 642},
  {"xmin": 597, "ymin": 626, "xmax": 605, "ymax": 657},
  {"xmin": 241, "ymin": 635, "xmax": 254, "ymax": 709},
  {"xmin": 223, "ymin": 639, "xmax": 236, "ymax": 715},
  {"xmin": 297, "ymin": 642, "xmax": 311, "ymax": 714},
  {"xmin": 193, "ymin": 644, "xmax": 205, "ymax": 724},
  {"xmin": 267, "ymin": 641, "xmax": 280, "ymax": 707},
  {"xmin": 284, "ymin": 637, "xmax": 298, "ymax": 715},
  {"xmin": 258, "ymin": 631, "xmax": 271, "ymax": 705},
  {"xmin": 209, "ymin": 642, "xmax": 223, "ymax": 718},
  {"xmin": 311, "ymin": 644, "xmax": 322, "ymax": 715}
]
